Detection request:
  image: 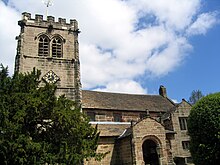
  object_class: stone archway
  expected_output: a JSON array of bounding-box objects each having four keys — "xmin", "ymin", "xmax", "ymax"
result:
[{"xmin": 142, "ymin": 139, "xmax": 160, "ymax": 165}]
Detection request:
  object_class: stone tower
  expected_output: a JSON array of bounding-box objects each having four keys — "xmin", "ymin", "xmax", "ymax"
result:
[{"xmin": 15, "ymin": 12, "xmax": 81, "ymax": 104}]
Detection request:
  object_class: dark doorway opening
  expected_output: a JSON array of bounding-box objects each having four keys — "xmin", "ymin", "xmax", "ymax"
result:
[{"xmin": 142, "ymin": 139, "xmax": 160, "ymax": 165}]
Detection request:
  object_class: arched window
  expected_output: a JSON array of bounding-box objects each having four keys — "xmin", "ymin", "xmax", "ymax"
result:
[
  {"xmin": 52, "ymin": 37, "xmax": 62, "ymax": 58},
  {"xmin": 38, "ymin": 35, "xmax": 49, "ymax": 56}
]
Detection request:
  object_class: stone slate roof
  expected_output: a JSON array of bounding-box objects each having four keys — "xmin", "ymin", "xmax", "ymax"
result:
[
  {"xmin": 95, "ymin": 123, "xmax": 130, "ymax": 136},
  {"xmin": 82, "ymin": 90, "xmax": 174, "ymax": 112}
]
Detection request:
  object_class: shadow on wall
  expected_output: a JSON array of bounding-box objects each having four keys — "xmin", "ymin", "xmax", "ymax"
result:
[
  {"xmin": 174, "ymin": 157, "xmax": 186, "ymax": 165},
  {"xmin": 110, "ymin": 136, "xmax": 134, "ymax": 165},
  {"xmin": 110, "ymin": 139, "xmax": 121, "ymax": 165}
]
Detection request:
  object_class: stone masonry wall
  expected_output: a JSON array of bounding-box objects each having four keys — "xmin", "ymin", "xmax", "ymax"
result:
[
  {"xmin": 118, "ymin": 137, "xmax": 133, "ymax": 165},
  {"xmin": 84, "ymin": 109, "xmax": 162, "ymax": 122},
  {"xmin": 132, "ymin": 117, "xmax": 168, "ymax": 165},
  {"xmin": 171, "ymin": 100, "xmax": 192, "ymax": 158},
  {"xmin": 15, "ymin": 12, "xmax": 81, "ymax": 101},
  {"xmin": 85, "ymin": 137, "xmax": 117, "ymax": 165}
]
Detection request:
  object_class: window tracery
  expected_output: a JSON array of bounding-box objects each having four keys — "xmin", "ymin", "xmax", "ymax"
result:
[
  {"xmin": 38, "ymin": 35, "xmax": 63, "ymax": 58},
  {"xmin": 52, "ymin": 37, "xmax": 62, "ymax": 58},
  {"xmin": 38, "ymin": 35, "xmax": 49, "ymax": 56}
]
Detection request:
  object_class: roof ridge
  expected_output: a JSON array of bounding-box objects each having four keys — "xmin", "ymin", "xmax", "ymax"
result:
[{"xmin": 82, "ymin": 89, "xmax": 161, "ymax": 97}]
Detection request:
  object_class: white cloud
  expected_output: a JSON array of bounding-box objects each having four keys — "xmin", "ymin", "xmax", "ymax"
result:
[
  {"xmin": 95, "ymin": 79, "xmax": 147, "ymax": 94},
  {"xmin": 0, "ymin": 1, "xmax": 20, "ymax": 74},
  {"xmin": 171, "ymin": 99, "xmax": 178, "ymax": 103},
  {"xmin": 0, "ymin": 0, "xmax": 218, "ymax": 94},
  {"xmin": 186, "ymin": 12, "xmax": 219, "ymax": 36},
  {"xmin": 128, "ymin": 0, "xmax": 201, "ymax": 30},
  {"xmin": 146, "ymin": 37, "xmax": 192, "ymax": 77}
]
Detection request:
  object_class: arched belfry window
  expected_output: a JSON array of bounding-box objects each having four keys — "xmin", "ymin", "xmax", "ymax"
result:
[
  {"xmin": 38, "ymin": 35, "xmax": 49, "ymax": 56},
  {"xmin": 52, "ymin": 37, "xmax": 62, "ymax": 58},
  {"xmin": 37, "ymin": 34, "xmax": 63, "ymax": 58}
]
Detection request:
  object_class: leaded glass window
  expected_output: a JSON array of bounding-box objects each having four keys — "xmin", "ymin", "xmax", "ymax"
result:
[
  {"xmin": 52, "ymin": 37, "xmax": 62, "ymax": 58},
  {"xmin": 38, "ymin": 36, "xmax": 49, "ymax": 56}
]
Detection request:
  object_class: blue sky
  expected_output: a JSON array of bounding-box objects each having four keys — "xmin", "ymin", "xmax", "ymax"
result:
[
  {"xmin": 145, "ymin": 8, "xmax": 220, "ymax": 100},
  {"xmin": 155, "ymin": 1, "xmax": 220, "ymax": 101},
  {"xmin": 0, "ymin": 0, "xmax": 220, "ymax": 102}
]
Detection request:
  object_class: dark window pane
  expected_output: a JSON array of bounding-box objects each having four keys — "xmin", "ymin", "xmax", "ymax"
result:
[
  {"xmin": 113, "ymin": 113, "xmax": 122, "ymax": 122},
  {"xmin": 38, "ymin": 36, "xmax": 49, "ymax": 56},
  {"xmin": 52, "ymin": 37, "xmax": 63, "ymax": 58},
  {"xmin": 87, "ymin": 112, "xmax": 95, "ymax": 121},
  {"xmin": 182, "ymin": 141, "xmax": 190, "ymax": 150},
  {"xmin": 179, "ymin": 117, "xmax": 188, "ymax": 130}
]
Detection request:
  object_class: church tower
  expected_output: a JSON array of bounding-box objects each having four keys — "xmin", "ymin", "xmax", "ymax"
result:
[{"xmin": 15, "ymin": 12, "xmax": 81, "ymax": 104}]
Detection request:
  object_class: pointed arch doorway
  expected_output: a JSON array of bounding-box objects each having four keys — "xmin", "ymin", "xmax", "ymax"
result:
[{"xmin": 142, "ymin": 139, "xmax": 160, "ymax": 165}]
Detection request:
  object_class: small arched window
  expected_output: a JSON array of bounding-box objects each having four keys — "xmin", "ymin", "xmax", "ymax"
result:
[
  {"xmin": 38, "ymin": 35, "xmax": 49, "ymax": 56},
  {"xmin": 52, "ymin": 37, "xmax": 62, "ymax": 58}
]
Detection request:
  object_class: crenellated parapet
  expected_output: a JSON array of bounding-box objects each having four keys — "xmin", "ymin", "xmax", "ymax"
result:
[
  {"xmin": 15, "ymin": 12, "xmax": 81, "ymax": 104},
  {"xmin": 18, "ymin": 12, "xmax": 79, "ymax": 32}
]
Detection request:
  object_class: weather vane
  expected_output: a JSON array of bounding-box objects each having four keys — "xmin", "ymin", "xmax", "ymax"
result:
[{"xmin": 42, "ymin": 0, "xmax": 53, "ymax": 17}]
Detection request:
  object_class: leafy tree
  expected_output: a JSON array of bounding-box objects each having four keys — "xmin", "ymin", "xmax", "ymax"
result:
[
  {"xmin": 188, "ymin": 93, "xmax": 220, "ymax": 165},
  {"xmin": 189, "ymin": 90, "xmax": 204, "ymax": 105},
  {"xmin": 0, "ymin": 65, "xmax": 105, "ymax": 164}
]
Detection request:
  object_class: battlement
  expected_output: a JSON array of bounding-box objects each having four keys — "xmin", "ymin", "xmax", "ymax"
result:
[{"xmin": 19, "ymin": 12, "xmax": 79, "ymax": 31}]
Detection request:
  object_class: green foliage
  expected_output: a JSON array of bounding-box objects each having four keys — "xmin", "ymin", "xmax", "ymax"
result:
[
  {"xmin": 188, "ymin": 89, "xmax": 204, "ymax": 105},
  {"xmin": 188, "ymin": 93, "xmax": 220, "ymax": 165},
  {"xmin": 0, "ymin": 65, "xmax": 105, "ymax": 164}
]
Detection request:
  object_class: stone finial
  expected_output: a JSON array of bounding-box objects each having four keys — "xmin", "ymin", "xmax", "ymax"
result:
[
  {"xmin": 146, "ymin": 109, "xmax": 150, "ymax": 117},
  {"xmin": 22, "ymin": 12, "xmax": 31, "ymax": 20},
  {"xmin": 35, "ymin": 14, "xmax": 43, "ymax": 22},
  {"xmin": 131, "ymin": 120, "xmax": 134, "ymax": 127},
  {"xmin": 159, "ymin": 85, "xmax": 167, "ymax": 98}
]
